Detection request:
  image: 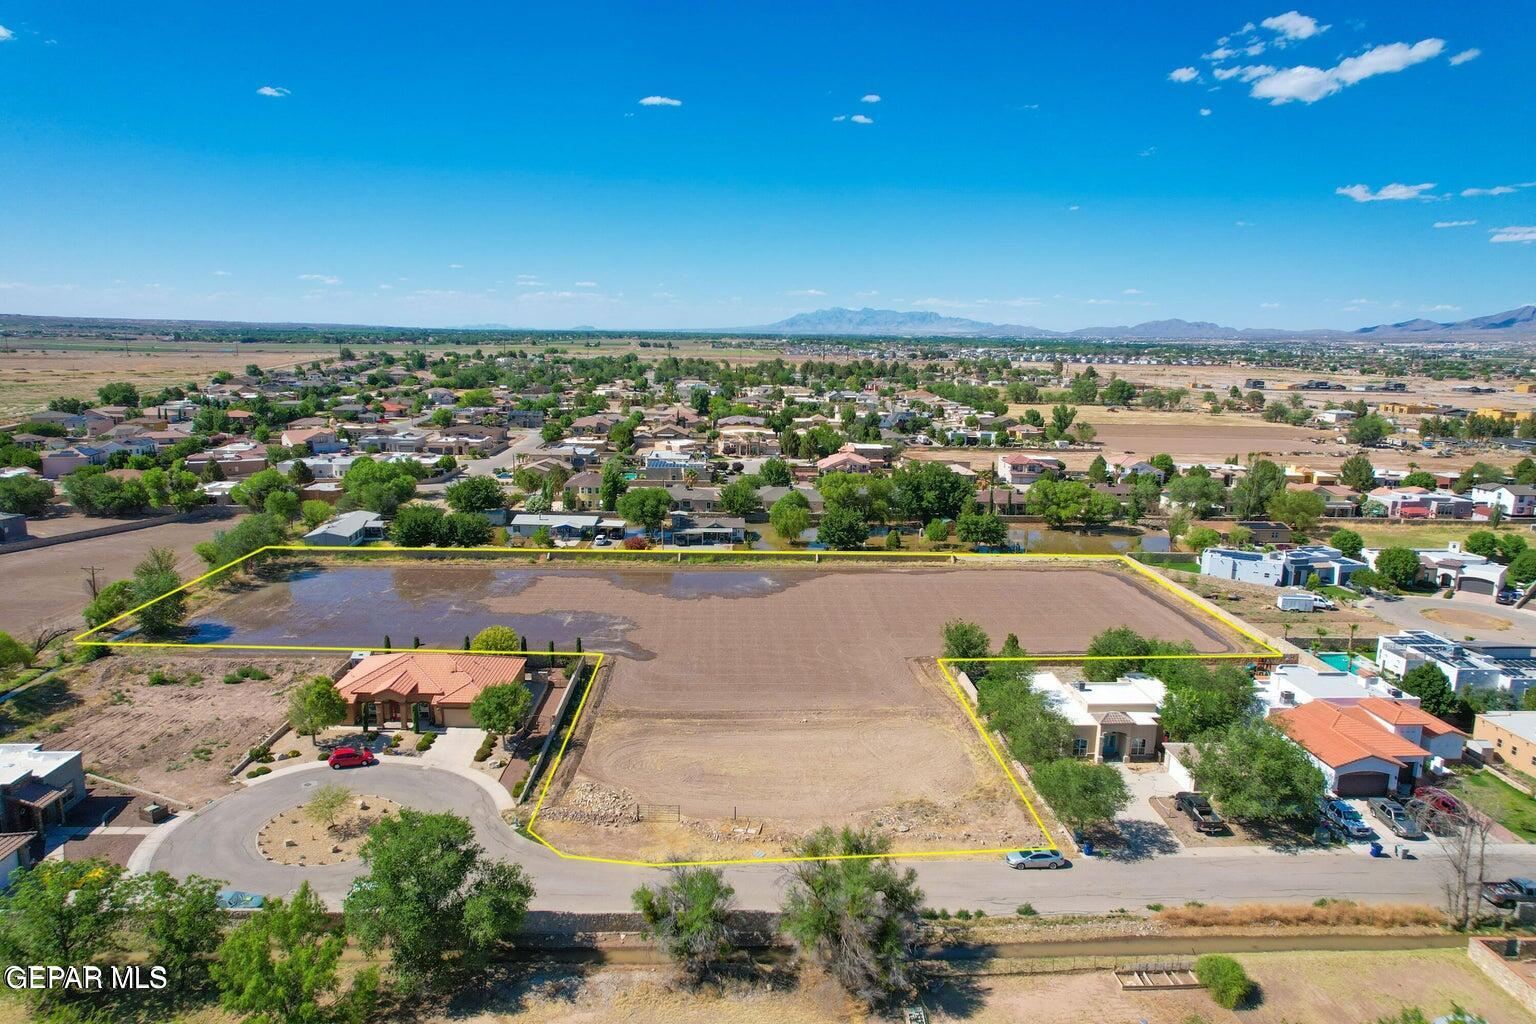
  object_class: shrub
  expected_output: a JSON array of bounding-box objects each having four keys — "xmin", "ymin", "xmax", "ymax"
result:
[
  {"xmin": 222, "ymin": 673, "xmax": 242, "ymax": 684},
  {"xmin": 1193, "ymin": 954, "xmax": 1251, "ymax": 1009},
  {"xmin": 246, "ymin": 765, "xmax": 271, "ymax": 779},
  {"xmin": 284, "ymin": 749, "xmax": 300, "ymax": 759},
  {"xmin": 147, "ymin": 670, "xmax": 177, "ymax": 686},
  {"xmin": 247, "ymin": 744, "xmax": 271, "ymax": 762},
  {"xmin": 955, "ymin": 909, "xmax": 971, "ymax": 920},
  {"xmin": 1016, "ymin": 903, "xmax": 1037, "ymax": 917},
  {"xmin": 239, "ymin": 666, "xmax": 271, "ymax": 680},
  {"xmin": 414, "ymin": 733, "xmax": 436, "ymax": 752},
  {"xmin": 473, "ymin": 734, "xmax": 496, "ymax": 762},
  {"xmin": 1157, "ymin": 900, "xmax": 1441, "ymax": 928},
  {"xmin": 510, "ymin": 770, "xmax": 530, "ymax": 798}
]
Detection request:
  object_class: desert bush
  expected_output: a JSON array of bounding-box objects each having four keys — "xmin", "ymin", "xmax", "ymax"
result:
[
  {"xmin": 1155, "ymin": 900, "xmax": 1443, "ymax": 928},
  {"xmin": 1194, "ymin": 954, "xmax": 1251, "ymax": 1009},
  {"xmin": 246, "ymin": 765, "xmax": 271, "ymax": 779}
]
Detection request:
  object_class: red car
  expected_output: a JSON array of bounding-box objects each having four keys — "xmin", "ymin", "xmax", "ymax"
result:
[
  {"xmin": 327, "ymin": 747, "xmax": 377, "ymax": 770},
  {"xmin": 1412, "ymin": 787, "xmax": 1465, "ymax": 818}
]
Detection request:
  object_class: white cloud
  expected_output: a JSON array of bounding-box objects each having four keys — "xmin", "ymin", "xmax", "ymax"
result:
[
  {"xmin": 1449, "ymin": 48, "xmax": 1481, "ymax": 66},
  {"xmin": 861, "ymin": 94, "xmax": 881, "ymax": 103},
  {"xmin": 1335, "ymin": 182, "xmax": 1437, "ymax": 202},
  {"xmin": 785, "ymin": 289, "xmax": 827, "ymax": 297},
  {"xmin": 515, "ymin": 274, "xmax": 546, "ymax": 287},
  {"xmin": 1260, "ymin": 301, "xmax": 1282, "ymax": 308},
  {"xmin": 1199, "ymin": 107, "xmax": 1212, "ymax": 116},
  {"xmin": 850, "ymin": 114, "xmax": 874, "ymax": 124},
  {"xmin": 1489, "ymin": 226, "xmax": 1536, "ymax": 244},
  {"xmin": 1461, "ymin": 182, "xmax": 1533, "ymax": 197},
  {"xmin": 212, "ymin": 270, "xmax": 231, "ymax": 277},
  {"xmin": 1212, "ymin": 66, "xmax": 1243, "ymax": 81},
  {"xmin": 1234, "ymin": 220, "xmax": 1254, "ymax": 227},
  {"xmin": 1123, "ymin": 288, "xmax": 1144, "ymax": 295},
  {"xmin": 1420, "ymin": 304, "xmax": 1461, "ymax": 312},
  {"xmin": 298, "ymin": 273, "xmax": 340, "ymax": 285},
  {"xmin": 652, "ymin": 291, "xmax": 679, "ymax": 300},
  {"xmin": 447, "ymin": 263, "xmax": 463, "ymax": 269},
  {"xmin": 979, "ymin": 296, "xmax": 1043, "ymax": 308},
  {"xmin": 1169, "ymin": 66, "xmax": 1199, "ymax": 83},
  {"xmin": 1261, "ymin": 11, "xmax": 1328, "ymax": 42},
  {"xmin": 1067, "ymin": 204, "xmax": 1081, "ymax": 211},
  {"xmin": 1204, "ymin": 47, "xmax": 1237, "ymax": 61},
  {"xmin": 832, "ymin": 115, "xmax": 847, "ymax": 122},
  {"xmin": 0, "ymin": 24, "xmax": 14, "ymax": 41},
  {"xmin": 909, "ymin": 297, "xmax": 971, "ymax": 309},
  {"xmin": 1433, "ymin": 220, "xmax": 1477, "ymax": 228},
  {"xmin": 256, "ymin": 85, "xmax": 291, "ymax": 98},
  {"xmin": 855, "ymin": 290, "xmax": 880, "ymax": 299},
  {"xmin": 1247, "ymin": 38, "xmax": 1445, "ymax": 104},
  {"xmin": 573, "ymin": 280, "xmax": 598, "ymax": 288},
  {"xmin": 638, "ymin": 95, "xmax": 682, "ymax": 107}
]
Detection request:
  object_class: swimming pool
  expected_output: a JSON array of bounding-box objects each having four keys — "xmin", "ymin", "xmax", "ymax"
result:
[{"xmin": 1319, "ymin": 652, "xmax": 1367, "ymax": 672}]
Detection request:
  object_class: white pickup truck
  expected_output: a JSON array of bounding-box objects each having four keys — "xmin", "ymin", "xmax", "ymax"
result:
[{"xmin": 1276, "ymin": 591, "xmax": 1336, "ymax": 612}]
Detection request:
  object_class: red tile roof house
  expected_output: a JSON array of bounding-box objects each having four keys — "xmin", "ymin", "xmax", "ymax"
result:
[
  {"xmin": 334, "ymin": 653, "xmax": 530, "ymax": 730},
  {"xmin": 1271, "ymin": 699, "xmax": 1439, "ymax": 798},
  {"xmin": 815, "ymin": 450, "xmax": 873, "ymax": 474}
]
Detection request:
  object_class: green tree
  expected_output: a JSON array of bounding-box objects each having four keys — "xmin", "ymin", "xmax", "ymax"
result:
[
  {"xmin": 1399, "ymin": 663, "xmax": 1458, "ymax": 718},
  {"xmin": 757, "ymin": 457, "xmax": 792, "ymax": 487},
  {"xmin": 1228, "ymin": 458, "xmax": 1285, "ymax": 519},
  {"xmin": 941, "ymin": 620, "xmax": 990, "ymax": 661},
  {"xmin": 0, "ymin": 859, "xmax": 131, "ymax": 1009},
  {"xmin": 0, "ymin": 475, "xmax": 54, "ymax": 516},
  {"xmin": 955, "ymin": 506, "xmax": 1007, "ymax": 548},
  {"xmin": 344, "ymin": 809, "xmax": 535, "ymax": 992},
  {"xmin": 134, "ymin": 871, "xmax": 226, "ymax": 991},
  {"xmin": 1195, "ymin": 720, "xmax": 1325, "ymax": 821},
  {"xmin": 1165, "ymin": 472, "xmax": 1228, "ymax": 517},
  {"xmin": 717, "ymin": 479, "xmax": 762, "ymax": 518},
  {"xmin": 83, "ymin": 577, "xmax": 135, "ymax": 629},
  {"xmin": 1266, "ymin": 487, "xmax": 1327, "ymax": 532},
  {"xmin": 264, "ymin": 488, "xmax": 300, "ymax": 522},
  {"xmin": 1184, "ymin": 526, "xmax": 1222, "ymax": 554},
  {"xmin": 1510, "ymin": 549, "xmax": 1536, "ymax": 585},
  {"xmin": 598, "ymin": 459, "xmax": 628, "ymax": 511},
  {"xmin": 300, "ymin": 499, "xmax": 334, "ymax": 531},
  {"xmin": 196, "ymin": 512, "xmax": 287, "ymax": 569},
  {"xmin": 1031, "ymin": 759, "xmax": 1130, "ymax": 834},
  {"xmin": 97, "ymin": 381, "xmax": 141, "ymax": 406},
  {"xmin": 443, "ymin": 511, "xmax": 493, "ymax": 547},
  {"xmin": 214, "ymin": 882, "xmax": 376, "ymax": 1024},
  {"xmin": 1025, "ymin": 477, "xmax": 1089, "ymax": 528},
  {"xmin": 1194, "ymin": 954, "xmax": 1252, "ymax": 1009},
  {"xmin": 816, "ymin": 502, "xmax": 870, "ymax": 549},
  {"xmin": 444, "ymin": 475, "xmax": 505, "ymax": 514},
  {"xmin": 287, "ymin": 676, "xmax": 348, "ymax": 740},
  {"xmin": 923, "ymin": 518, "xmax": 951, "ymax": 544},
  {"xmin": 1329, "ymin": 528, "xmax": 1364, "ymax": 560},
  {"xmin": 632, "ymin": 867, "xmax": 738, "ymax": 982},
  {"xmin": 1338, "ymin": 452, "xmax": 1376, "ymax": 491},
  {"xmin": 304, "ymin": 784, "xmax": 351, "ymax": 832},
  {"xmin": 231, "ymin": 468, "xmax": 298, "ymax": 513},
  {"xmin": 1401, "ymin": 470, "xmax": 1437, "ymax": 489},
  {"xmin": 1375, "ymin": 546, "xmax": 1423, "ymax": 590},
  {"xmin": 471, "ymin": 625, "xmax": 521, "ymax": 652},
  {"xmin": 1346, "ymin": 414, "xmax": 1391, "ymax": 446},
  {"xmin": 131, "ymin": 547, "xmax": 186, "ymax": 638},
  {"xmin": 390, "ymin": 503, "xmax": 446, "ymax": 546},
  {"xmin": 779, "ymin": 827, "xmax": 923, "ymax": 1003},
  {"xmin": 888, "ymin": 461, "xmax": 976, "ymax": 524},
  {"xmin": 468, "ymin": 683, "xmax": 534, "ymax": 740},
  {"xmin": 769, "ymin": 491, "xmax": 810, "ymax": 543},
  {"xmin": 1086, "ymin": 454, "xmax": 1109, "ymax": 483},
  {"xmin": 617, "ymin": 487, "xmax": 672, "ymax": 536}
]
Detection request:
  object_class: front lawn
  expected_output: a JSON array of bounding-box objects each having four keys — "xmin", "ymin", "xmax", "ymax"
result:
[{"xmin": 1457, "ymin": 770, "xmax": 1536, "ymax": 843}]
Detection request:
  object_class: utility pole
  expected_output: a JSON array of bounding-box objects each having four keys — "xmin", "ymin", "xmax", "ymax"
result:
[{"xmin": 81, "ymin": 565, "xmax": 104, "ymax": 599}]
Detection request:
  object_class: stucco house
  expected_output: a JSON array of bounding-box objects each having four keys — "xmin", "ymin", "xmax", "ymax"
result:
[
  {"xmin": 1031, "ymin": 671, "xmax": 1165, "ymax": 763},
  {"xmin": 335, "ymin": 652, "xmax": 530, "ymax": 729},
  {"xmin": 1270, "ymin": 700, "xmax": 1433, "ymax": 797}
]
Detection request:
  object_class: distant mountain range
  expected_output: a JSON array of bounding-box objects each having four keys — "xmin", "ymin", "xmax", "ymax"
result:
[{"xmin": 744, "ymin": 305, "xmax": 1536, "ymax": 342}]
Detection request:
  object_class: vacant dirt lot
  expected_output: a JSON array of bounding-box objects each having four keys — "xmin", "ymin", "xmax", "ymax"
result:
[
  {"xmin": 0, "ymin": 652, "xmax": 341, "ymax": 804},
  {"xmin": 0, "ymin": 344, "xmax": 325, "ymax": 421},
  {"xmin": 186, "ymin": 559, "xmax": 1243, "ymax": 858},
  {"xmin": 0, "ymin": 513, "xmax": 243, "ymax": 639}
]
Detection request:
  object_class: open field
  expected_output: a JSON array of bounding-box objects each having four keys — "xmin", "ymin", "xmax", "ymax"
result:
[
  {"xmin": 1352, "ymin": 521, "xmax": 1536, "ymax": 550},
  {"xmin": 0, "ymin": 514, "xmax": 243, "ymax": 639},
  {"xmin": 163, "ymin": 557, "xmax": 1249, "ymax": 860},
  {"xmin": 0, "ymin": 652, "xmax": 337, "ymax": 804},
  {"xmin": 0, "ymin": 344, "xmax": 326, "ymax": 420}
]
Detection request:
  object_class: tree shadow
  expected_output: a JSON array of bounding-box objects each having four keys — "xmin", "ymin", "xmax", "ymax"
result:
[
  {"xmin": 915, "ymin": 967, "xmax": 990, "ymax": 1019},
  {"xmin": 1095, "ymin": 818, "xmax": 1181, "ymax": 862}
]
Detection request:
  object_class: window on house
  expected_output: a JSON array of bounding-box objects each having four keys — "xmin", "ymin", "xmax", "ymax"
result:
[
  {"xmin": 1072, "ymin": 738, "xmax": 1089, "ymax": 757},
  {"xmin": 1131, "ymin": 737, "xmax": 1148, "ymax": 755}
]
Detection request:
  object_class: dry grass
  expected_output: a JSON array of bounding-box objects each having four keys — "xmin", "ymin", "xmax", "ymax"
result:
[{"xmin": 1154, "ymin": 900, "xmax": 1446, "ymax": 929}]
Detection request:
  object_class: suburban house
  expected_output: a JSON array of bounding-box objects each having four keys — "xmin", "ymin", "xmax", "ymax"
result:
[
  {"xmin": 995, "ymin": 454, "xmax": 1064, "ymax": 488},
  {"xmin": 1472, "ymin": 712, "xmax": 1536, "ymax": 772},
  {"xmin": 1255, "ymin": 663, "xmax": 1421, "ymax": 716},
  {"xmin": 1375, "ymin": 631, "xmax": 1536, "ymax": 696},
  {"xmin": 562, "ymin": 470, "xmax": 603, "ymax": 510},
  {"xmin": 507, "ymin": 513, "xmax": 625, "ymax": 541},
  {"xmin": 1235, "ymin": 520, "xmax": 1293, "ymax": 546},
  {"xmin": 304, "ymin": 510, "xmax": 387, "ymax": 547},
  {"xmin": 334, "ymin": 652, "xmax": 530, "ymax": 729},
  {"xmin": 1270, "ymin": 700, "xmax": 1433, "ymax": 797},
  {"xmin": 0, "ymin": 743, "xmax": 85, "ymax": 835},
  {"xmin": 186, "ymin": 441, "xmax": 270, "ymax": 480},
  {"xmin": 280, "ymin": 427, "xmax": 344, "ymax": 453},
  {"xmin": 666, "ymin": 514, "xmax": 747, "ymax": 546},
  {"xmin": 1351, "ymin": 698, "xmax": 1465, "ymax": 763},
  {"xmin": 1470, "ymin": 484, "xmax": 1536, "ymax": 519},
  {"xmin": 1362, "ymin": 542, "xmax": 1506, "ymax": 596},
  {"xmin": 1030, "ymin": 671, "xmax": 1164, "ymax": 763},
  {"xmin": 1199, "ymin": 544, "xmax": 1365, "ymax": 587},
  {"xmin": 1367, "ymin": 486, "xmax": 1473, "ymax": 520},
  {"xmin": 816, "ymin": 451, "xmax": 873, "ymax": 474},
  {"xmin": 716, "ymin": 425, "xmax": 780, "ymax": 458},
  {"xmin": 39, "ymin": 446, "xmax": 108, "ymax": 479}
]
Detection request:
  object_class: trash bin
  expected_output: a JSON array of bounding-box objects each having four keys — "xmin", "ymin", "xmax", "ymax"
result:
[
  {"xmin": 1369, "ymin": 841, "xmax": 1383, "ymax": 857},
  {"xmin": 1082, "ymin": 841, "xmax": 1095, "ymax": 857}
]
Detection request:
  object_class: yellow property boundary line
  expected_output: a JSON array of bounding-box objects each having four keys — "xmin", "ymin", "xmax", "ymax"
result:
[{"xmin": 70, "ymin": 544, "xmax": 1281, "ymax": 867}]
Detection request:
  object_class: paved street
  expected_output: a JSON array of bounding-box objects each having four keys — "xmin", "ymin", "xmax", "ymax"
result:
[
  {"xmin": 1361, "ymin": 593, "xmax": 1536, "ymax": 645},
  {"xmin": 144, "ymin": 762, "xmax": 1536, "ymax": 915}
]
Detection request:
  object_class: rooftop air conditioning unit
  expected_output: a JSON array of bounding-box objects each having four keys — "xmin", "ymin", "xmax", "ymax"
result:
[{"xmin": 1280, "ymin": 690, "xmax": 1296, "ymax": 705}]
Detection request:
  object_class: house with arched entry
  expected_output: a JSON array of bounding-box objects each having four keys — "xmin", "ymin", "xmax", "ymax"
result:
[{"xmin": 334, "ymin": 653, "xmax": 530, "ymax": 730}]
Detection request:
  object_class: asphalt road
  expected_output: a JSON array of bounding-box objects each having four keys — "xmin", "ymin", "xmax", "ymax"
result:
[
  {"xmin": 1362, "ymin": 593, "xmax": 1536, "ymax": 645},
  {"xmin": 149, "ymin": 763, "xmax": 1536, "ymax": 914}
]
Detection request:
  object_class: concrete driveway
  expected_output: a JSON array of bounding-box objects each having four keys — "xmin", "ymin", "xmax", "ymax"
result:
[{"xmin": 1362, "ymin": 593, "xmax": 1536, "ymax": 645}]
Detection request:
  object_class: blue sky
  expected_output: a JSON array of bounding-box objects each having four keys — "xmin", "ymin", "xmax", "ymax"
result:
[{"xmin": 0, "ymin": 3, "xmax": 1531, "ymax": 331}]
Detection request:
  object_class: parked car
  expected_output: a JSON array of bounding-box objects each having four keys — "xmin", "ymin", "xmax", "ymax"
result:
[
  {"xmin": 1317, "ymin": 797, "xmax": 1375, "ymax": 840},
  {"xmin": 1403, "ymin": 797, "xmax": 1462, "ymax": 836},
  {"xmin": 1483, "ymin": 878, "xmax": 1536, "ymax": 908},
  {"xmin": 1005, "ymin": 850, "xmax": 1071, "ymax": 870},
  {"xmin": 1497, "ymin": 590, "xmax": 1521, "ymax": 606},
  {"xmin": 1412, "ymin": 787, "xmax": 1467, "ymax": 819},
  {"xmin": 1368, "ymin": 797, "xmax": 1426, "ymax": 839},
  {"xmin": 327, "ymin": 747, "xmax": 377, "ymax": 770},
  {"xmin": 1174, "ymin": 791, "xmax": 1226, "ymax": 834}
]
